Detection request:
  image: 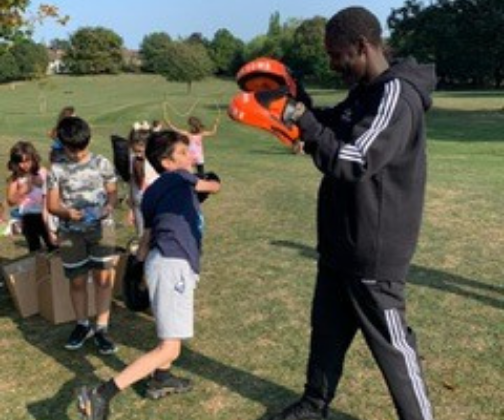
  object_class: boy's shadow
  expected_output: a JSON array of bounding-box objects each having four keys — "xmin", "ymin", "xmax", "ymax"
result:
[{"xmin": 3, "ymin": 295, "xmax": 359, "ymax": 420}]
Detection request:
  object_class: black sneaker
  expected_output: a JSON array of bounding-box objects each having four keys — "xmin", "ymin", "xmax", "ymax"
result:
[
  {"xmin": 146, "ymin": 372, "xmax": 193, "ymax": 400},
  {"xmin": 94, "ymin": 329, "xmax": 118, "ymax": 355},
  {"xmin": 65, "ymin": 324, "xmax": 94, "ymax": 350},
  {"xmin": 77, "ymin": 386, "xmax": 110, "ymax": 420},
  {"xmin": 269, "ymin": 398, "xmax": 328, "ymax": 420}
]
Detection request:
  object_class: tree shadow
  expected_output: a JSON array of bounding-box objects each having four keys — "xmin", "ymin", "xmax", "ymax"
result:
[
  {"xmin": 0, "ymin": 295, "xmax": 359, "ymax": 420},
  {"xmin": 0, "ymin": 299, "xmax": 132, "ymax": 420},
  {"xmin": 427, "ymin": 108, "xmax": 504, "ymax": 142},
  {"xmin": 269, "ymin": 239, "xmax": 504, "ymax": 310}
]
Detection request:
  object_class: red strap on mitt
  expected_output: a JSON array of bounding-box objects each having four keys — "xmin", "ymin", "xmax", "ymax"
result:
[{"xmin": 236, "ymin": 57, "xmax": 297, "ymax": 96}]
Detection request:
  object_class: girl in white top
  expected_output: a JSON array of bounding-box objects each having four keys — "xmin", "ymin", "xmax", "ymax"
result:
[{"xmin": 127, "ymin": 122, "xmax": 159, "ymax": 236}]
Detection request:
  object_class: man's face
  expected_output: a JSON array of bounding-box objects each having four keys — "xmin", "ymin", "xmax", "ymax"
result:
[{"xmin": 325, "ymin": 38, "xmax": 367, "ymax": 86}]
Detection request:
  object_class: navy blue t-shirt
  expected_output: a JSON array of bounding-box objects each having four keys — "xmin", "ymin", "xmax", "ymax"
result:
[{"xmin": 141, "ymin": 169, "xmax": 203, "ymax": 273}]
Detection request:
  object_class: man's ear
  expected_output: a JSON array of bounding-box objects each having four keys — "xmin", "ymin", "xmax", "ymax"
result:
[{"xmin": 357, "ymin": 36, "xmax": 369, "ymax": 56}]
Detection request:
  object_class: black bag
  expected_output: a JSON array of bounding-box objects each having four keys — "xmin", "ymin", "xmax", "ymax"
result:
[
  {"xmin": 122, "ymin": 240, "xmax": 150, "ymax": 312},
  {"xmin": 110, "ymin": 134, "xmax": 130, "ymax": 182}
]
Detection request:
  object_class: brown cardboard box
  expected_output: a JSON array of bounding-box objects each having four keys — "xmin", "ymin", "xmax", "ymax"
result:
[
  {"xmin": 1, "ymin": 255, "xmax": 39, "ymax": 318},
  {"xmin": 36, "ymin": 253, "xmax": 96, "ymax": 325}
]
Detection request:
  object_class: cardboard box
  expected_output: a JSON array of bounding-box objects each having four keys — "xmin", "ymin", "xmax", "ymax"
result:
[
  {"xmin": 36, "ymin": 253, "xmax": 96, "ymax": 325},
  {"xmin": 1, "ymin": 255, "xmax": 39, "ymax": 318}
]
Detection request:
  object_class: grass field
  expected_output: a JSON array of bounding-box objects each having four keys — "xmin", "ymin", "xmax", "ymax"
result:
[{"xmin": 0, "ymin": 75, "xmax": 503, "ymax": 420}]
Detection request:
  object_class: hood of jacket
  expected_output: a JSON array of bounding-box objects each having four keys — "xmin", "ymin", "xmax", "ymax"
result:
[{"xmin": 383, "ymin": 57, "xmax": 437, "ymax": 111}]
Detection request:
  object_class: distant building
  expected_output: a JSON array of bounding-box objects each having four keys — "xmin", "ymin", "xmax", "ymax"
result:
[
  {"xmin": 122, "ymin": 48, "xmax": 142, "ymax": 71},
  {"xmin": 47, "ymin": 48, "xmax": 65, "ymax": 74}
]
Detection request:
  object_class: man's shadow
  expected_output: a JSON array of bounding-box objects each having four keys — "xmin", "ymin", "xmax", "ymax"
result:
[
  {"xmin": 270, "ymin": 239, "xmax": 504, "ymax": 310},
  {"xmin": 1, "ymin": 294, "xmax": 360, "ymax": 420}
]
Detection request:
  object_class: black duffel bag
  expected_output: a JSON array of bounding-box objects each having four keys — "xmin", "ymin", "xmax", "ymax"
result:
[{"xmin": 122, "ymin": 240, "xmax": 150, "ymax": 312}]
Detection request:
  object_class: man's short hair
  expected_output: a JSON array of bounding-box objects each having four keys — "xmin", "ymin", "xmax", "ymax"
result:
[
  {"xmin": 57, "ymin": 116, "xmax": 91, "ymax": 151},
  {"xmin": 326, "ymin": 6, "xmax": 382, "ymax": 47},
  {"xmin": 145, "ymin": 130, "xmax": 189, "ymax": 174}
]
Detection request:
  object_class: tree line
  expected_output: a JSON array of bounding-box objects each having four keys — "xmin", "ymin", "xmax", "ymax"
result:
[{"xmin": 1, "ymin": 0, "xmax": 503, "ymax": 88}]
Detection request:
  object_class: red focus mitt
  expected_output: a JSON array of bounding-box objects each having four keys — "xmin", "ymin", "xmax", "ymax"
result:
[{"xmin": 228, "ymin": 88, "xmax": 301, "ymax": 146}]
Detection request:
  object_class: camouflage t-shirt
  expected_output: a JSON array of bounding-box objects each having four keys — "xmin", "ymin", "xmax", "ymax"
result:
[{"xmin": 47, "ymin": 153, "xmax": 117, "ymax": 232}]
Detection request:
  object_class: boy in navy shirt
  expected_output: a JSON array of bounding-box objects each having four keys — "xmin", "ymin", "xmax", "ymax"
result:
[{"xmin": 77, "ymin": 130, "xmax": 221, "ymax": 420}]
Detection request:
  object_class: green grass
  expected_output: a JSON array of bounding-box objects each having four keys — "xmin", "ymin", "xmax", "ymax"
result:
[{"xmin": 0, "ymin": 76, "xmax": 503, "ymax": 420}]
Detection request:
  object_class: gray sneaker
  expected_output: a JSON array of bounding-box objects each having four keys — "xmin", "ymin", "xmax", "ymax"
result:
[
  {"xmin": 77, "ymin": 386, "xmax": 110, "ymax": 420},
  {"xmin": 146, "ymin": 373, "xmax": 192, "ymax": 399}
]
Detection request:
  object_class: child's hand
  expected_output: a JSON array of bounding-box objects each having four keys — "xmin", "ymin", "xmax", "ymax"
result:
[{"xmin": 67, "ymin": 208, "xmax": 83, "ymax": 221}]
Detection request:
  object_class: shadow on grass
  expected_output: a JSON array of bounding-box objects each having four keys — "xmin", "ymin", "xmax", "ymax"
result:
[
  {"xmin": 427, "ymin": 108, "xmax": 504, "ymax": 143},
  {"xmin": 270, "ymin": 239, "xmax": 504, "ymax": 310},
  {"xmin": 0, "ymin": 297, "xmax": 131, "ymax": 420},
  {"xmin": 0, "ymin": 294, "xmax": 359, "ymax": 420}
]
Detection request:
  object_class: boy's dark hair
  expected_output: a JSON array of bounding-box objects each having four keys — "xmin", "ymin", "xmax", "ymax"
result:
[
  {"xmin": 8, "ymin": 141, "xmax": 41, "ymax": 178},
  {"xmin": 56, "ymin": 116, "xmax": 91, "ymax": 151},
  {"xmin": 326, "ymin": 7, "xmax": 382, "ymax": 47},
  {"xmin": 145, "ymin": 130, "xmax": 189, "ymax": 174}
]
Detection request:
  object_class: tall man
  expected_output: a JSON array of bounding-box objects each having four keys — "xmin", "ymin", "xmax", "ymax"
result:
[{"xmin": 270, "ymin": 7, "xmax": 437, "ymax": 420}]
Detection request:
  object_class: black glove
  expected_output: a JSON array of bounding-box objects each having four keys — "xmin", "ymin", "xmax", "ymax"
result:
[
  {"xmin": 294, "ymin": 79, "xmax": 313, "ymax": 109},
  {"xmin": 196, "ymin": 171, "xmax": 221, "ymax": 203}
]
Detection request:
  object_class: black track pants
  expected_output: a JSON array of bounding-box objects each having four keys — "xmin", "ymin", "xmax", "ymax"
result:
[{"xmin": 304, "ymin": 263, "xmax": 434, "ymax": 420}]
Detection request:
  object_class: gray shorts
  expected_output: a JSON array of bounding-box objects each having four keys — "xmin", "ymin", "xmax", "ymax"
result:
[
  {"xmin": 145, "ymin": 250, "xmax": 199, "ymax": 340},
  {"xmin": 58, "ymin": 221, "xmax": 117, "ymax": 279}
]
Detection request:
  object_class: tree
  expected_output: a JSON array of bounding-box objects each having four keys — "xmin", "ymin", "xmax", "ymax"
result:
[
  {"xmin": 154, "ymin": 41, "xmax": 214, "ymax": 92},
  {"xmin": 283, "ymin": 16, "xmax": 335, "ymax": 86},
  {"xmin": 10, "ymin": 39, "xmax": 48, "ymax": 79},
  {"xmin": 1, "ymin": 1, "xmax": 68, "ymax": 45},
  {"xmin": 139, "ymin": 32, "xmax": 172, "ymax": 73},
  {"xmin": 49, "ymin": 38, "xmax": 70, "ymax": 51},
  {"xmin": 186, "ymin": 32, "xmax": 210, "ymax": 48},
  {"xmin": 267, "ymin": 11, "xmax": 282, "ymax": 38},
  {"xmin": 388, "ymin": 0, "xmax": 504, "ymax": 88},
  {"xmin": 65, "ymin": 26, "xmax": 124, "ymax": 74},
  {"xmin": 0, "ymin": 50, "xmax": 20, "ymax": 82},
  {"xmin": 243, "ymin": 16, "xmax": 300, "ymax": 61},
  {"xmin": 209, "ymin": 28, "xmax": 244, "ymax": 76}
]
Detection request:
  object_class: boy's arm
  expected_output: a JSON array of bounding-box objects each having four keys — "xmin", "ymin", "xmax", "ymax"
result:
[
  {"xmin": 195, "ymin": 178, "xmax": 221, "ymax": 194},
  {"xmin": 46, "ymin": 187, "xmax": 82, "ymax": 221},
  {"xmin": 136, "ymin": 228, "xmax": 151, "ymax": 262},
  {"xmin": 103, "ymin": 181, "xmax": 118, "ymax": 217}
]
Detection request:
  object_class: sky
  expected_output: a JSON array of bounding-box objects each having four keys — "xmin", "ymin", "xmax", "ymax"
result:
[{"xmin": 31, "ymin": 0, "xmax": 407, "ymax": 49}]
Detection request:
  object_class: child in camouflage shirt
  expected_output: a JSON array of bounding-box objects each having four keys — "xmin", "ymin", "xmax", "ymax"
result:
[{"xmin": 46, "ymin": 116, "xmax": 119, "ymax": 355}]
